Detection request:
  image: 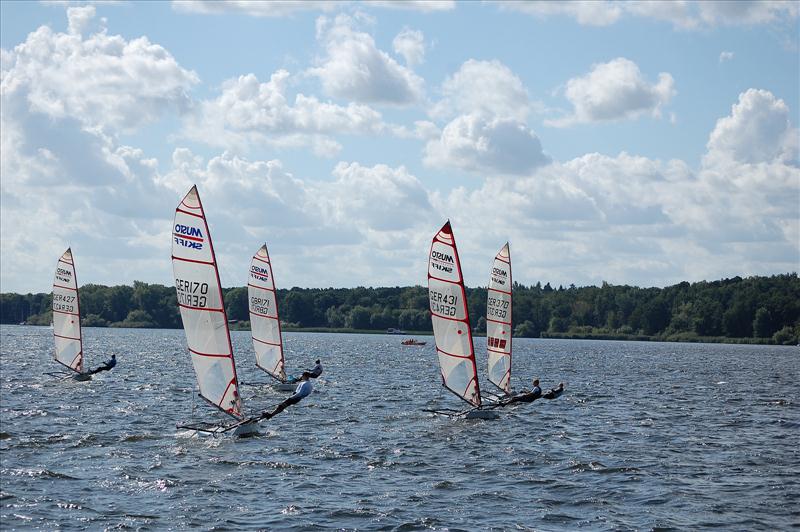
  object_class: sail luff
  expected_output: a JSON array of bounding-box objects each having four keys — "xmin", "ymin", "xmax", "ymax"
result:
[
  {"xmin": 172, "ymin": 185, "xmax": 243, "ymax": 419},
  {"xmin": 248, "ymin": 244, "xmax": 286, "ymax": 382},
  {"xmin": 53, "ymin": 248, "xmax": 83, "ymax": 373},
  {"xmin": 427, "ymin": 221, "xmax": 482, "ymax": 408},
  {"xmin": 487, "ymin": 242, "xmax": 512, "ymax": 394}
]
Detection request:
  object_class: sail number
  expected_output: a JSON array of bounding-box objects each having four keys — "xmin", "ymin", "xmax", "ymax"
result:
[
  {"xmin": 430, "ymin": 290, "xmax": 458, "ymax": 317},
  {"xmin": 175, "ymin": 280, "xmax": 209, "ymax": 308},
  {"xmin": 53, "ymin": 293, "xmax": 77, "ymax": 313},
  {"xmin": 487, "ymin": 297, "xmax": 509, "ymax": 319},
  {"xmin": 250, "ymin": 296, "xmax": 271, "ymax": 315}
]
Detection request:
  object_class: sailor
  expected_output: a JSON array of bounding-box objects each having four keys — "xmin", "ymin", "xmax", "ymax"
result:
[
  {"xmin": 542, "ymin": 382, "xmax": 564, "ymax": 399},
  {"xmin": 260, "ymin": 372, "xmax": 313, "ymax": 420},
  {"xmin": 307, "ymin": 359, "xmax": 323, "ymax": 378},
  {"xmin": 89, "ymin": 354, "xmax": 117, "ymax": 375},
  {"xmin": 500, "ymin": 378, "xmax": 542, "ymax": 406}
]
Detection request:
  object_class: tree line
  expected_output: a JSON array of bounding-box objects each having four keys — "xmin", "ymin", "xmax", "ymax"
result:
[{"xmin": 1, "ymin": 274, "xmax": 798, "ymax": 344}]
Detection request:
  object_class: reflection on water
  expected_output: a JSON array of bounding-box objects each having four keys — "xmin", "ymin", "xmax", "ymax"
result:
[{"xmin": 1, "ymin": 325, "xmax": 798, "ymax": 529}]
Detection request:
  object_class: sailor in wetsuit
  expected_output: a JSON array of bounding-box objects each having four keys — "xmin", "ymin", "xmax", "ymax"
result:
[
  {"xmin": 260, "ymin": 372, "xmax": 313, "ymax": 420},
  {"xmin": 542, "ymin": 382, "xmax": 564, "ymax": 399},
  {"xmin": 89, "ymin": 354, "xmax": 116, "ymax": 375},
  {"xmin": 307, "ymin": 359, "xmax": 322, "ymax": 378},
  {"xmin": 500, "ymin": 378, "xmax": 542, "ymax": 406}
]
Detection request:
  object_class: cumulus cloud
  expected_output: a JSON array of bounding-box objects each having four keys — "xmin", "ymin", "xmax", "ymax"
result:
[
  {"xmin": 705, "ymin": 89, "xmax": 799, "ymax": 166},
  {"xmin": 393, "ymin": 28, "xmax": 425, "ymax": 67},
  {"xmin": 172, "ymin": 0, "xmax": 454, "ymax": 16},
  {"xmin": 500, "ymin": 0, "xmax": 799, "ymax": 29},
  {"xmin": 1, "ymin": 10, "xmax": 198, "ymax": 135},
  {"xmin": 315, "ymin": 162, "xmax": 435, "ymax": 231},
  {"xmin": 548, "ymin": 58, "xmax": 675, "ymax": 127},
  {"xmin": 182, "ymin": 70, "xmax": 390, "ymax": 157},
  {"xmin": 67, "ymin": 5, "xmax": 96, "ymax": 35},
  {"xmin": 424, "ymin": 114, "xmax": 549, "ymax": 175},
  {"xmin": 172, "ymin": 0, "xmax": 337, "ymax": 17},
  {"xmin": 719, "ymin": 51, "xmax": 735, "ymax": 62},
  {"xmin": 309, "ymin": 14, "xmax": 425, "ymax": 105},
  {"xmin": 432, "ymin": 59, "xmax": 530, "ymax": 122},
  {"xmin": 497, "ymin": 0, "xmax": 623, "ymax": 26}
]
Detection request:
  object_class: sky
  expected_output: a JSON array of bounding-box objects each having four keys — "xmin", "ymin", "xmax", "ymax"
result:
[{"xmin": 1, "ymin": 0, "xmax": 798, "ymax": 294}]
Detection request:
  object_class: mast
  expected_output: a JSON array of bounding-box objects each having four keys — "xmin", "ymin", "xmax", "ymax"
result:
[
  {"xmin": 171, "ymin": 185, "xmax": 243, "ymax": 419},
  {"xmin": 53, "ymin": 248, "xmax": 83, "ymax": 373},
  {"xmin": 248, "ymin": 244, "xmax": 286, "ymax": 382},
  {"xmin": 427, "ymin": 221, "xmax": 482, "ymax": 408},
  {"xmin": 487, "ymin": 243, "xmax": 512, "ymax": 394}
]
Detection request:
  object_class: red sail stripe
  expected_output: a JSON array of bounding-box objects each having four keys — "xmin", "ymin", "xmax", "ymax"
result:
[
  {"xmin": 172, "ymin": 232, "xmax": 204, "ymax": 243},
  {"xmin": 188, "ymin": 348, "xmax": 232, "ymax": 358},
  {"xmin": 54, "ymin": 333, "xmax": 81, "ymax": 341},
  {"xmin": 178, "ymin": 303, "xmax": 224, "ymax": 313},
  {"xmin": 53, "ymin": 284, "xmax": 77, "ymax": 291},
  {"xmin": 175, "ymin": 208, "xmax": 203, "ymax": 219},
  {"xmin": 488, "ymin": 286, "xmax": 512, "ymax": 296},
  {"xmin": 171, "ymin": 255, "xmax": 214, "ymax": 266},
  {"xmin": 253, "ymin": 336, "xmax": 281, "ymax": 347},
  {"xmin": 52, "ymin": 309, "xmax": 79, "ymax": 316},
  {"xmin": 247, "ymin": 282, "xmax": 274, "ymax": 292}
]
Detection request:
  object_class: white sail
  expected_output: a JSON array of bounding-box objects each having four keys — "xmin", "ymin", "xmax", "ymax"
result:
[
  {"xmin": 248, "ymin": 244, "xmax": 286, "ymax": 381},
  {"xmin": 53, "ymin": 248, "xmax": 83, "ymax": 373},
  {"xmin": 172, "ymin": 185, "xmax": 243, "ymax": 418},
  {"xmin": 487, "ymin": 243, "xmax": 512, "ymax": 394},
  {"xmin": 428, "ymin": 221, "xmax": 482, "ymax": 407}
]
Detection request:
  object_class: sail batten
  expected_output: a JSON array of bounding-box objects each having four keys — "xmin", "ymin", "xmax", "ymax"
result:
[
  {"xmin": 427, "ymin": 221, "xmax": 482, "ymax": 408},
  {"xmin": 248, "ymin": 244, "xmax": 286, "ymax": 382},
  {"xmin": 487, "ymin": 242, "xmax": 512, "ymax": 394},
  {"xmin": 171, "ymin": 186, "xmax": 243, "ymax": 419},
  {"xmin": 53, "ymin": 248, "xmax": 83, "ymax": 373}
]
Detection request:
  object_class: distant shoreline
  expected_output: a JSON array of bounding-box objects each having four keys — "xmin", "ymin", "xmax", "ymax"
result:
[{"xmin": 7, "ymin": 323, "xmax": 792, "ymax": 346}]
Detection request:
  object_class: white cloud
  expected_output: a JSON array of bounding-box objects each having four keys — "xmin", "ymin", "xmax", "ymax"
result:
[
  {"xmin": 172, "ymin": 0, "xmax": 454, "ymax": 16},
  {"xmin": 501, "ymin": 0, "xmax": 799, "ymax": 29},
  {"xmin": 697, "ymin": 0, "xmax": 800, "ymax": 27},
  {"xmin": 705, "ymin": 88, "xmax": 799, "ymax": 165},
  {"xmin": 309, "ymin": 14, "xmax": 425, "ymax": 105},
  {"xmin": 1, "ymin": 11, "xmax": 198, "ymax": 135},
  {"xmin": 172, "ymin": 0, "xmax": 337, "ymax": 17},
  {"xmin": 719, "ymin": 51, "xmax": 735, "ymax": 62},
  {"xmin": 67, "ymin": 5, "xmax": 96, "ymax": 35},
  {"xmin": 182, "ymin": 70, "xmax": 389, "ymax": 156},
  {"xmin": 548, "ymin": 58, "xmax": 675, "ymax": 127},
  {"xmin": 432, "ymin": 59, "xmax": 530, "ymax": 121},
  {"xmin": 424, "ymin": 113, "xmax": 549, "ymax": 175},
  {"xmin": 498, "ymin": 0, "xmax": 623, "ymax": 26},
  {"xmin": 393, "ymin": 28, "xmax": 425, "ymax": 67}
]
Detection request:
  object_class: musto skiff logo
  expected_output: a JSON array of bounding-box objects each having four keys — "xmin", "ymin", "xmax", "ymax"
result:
[
  {"xmin": 174, "ymin": 224, "xmax": 204, "ymax": 250},
  {"xmin": 55, "ymin": 267, "xmax": 72, "ymax": 285},
  {"xmin": 431, "ymin": 250, "xmax": 454, "ymax": 274},
  {"xmin": 250, "ymin": 265, "xmax": 270, "ymax": 283}
]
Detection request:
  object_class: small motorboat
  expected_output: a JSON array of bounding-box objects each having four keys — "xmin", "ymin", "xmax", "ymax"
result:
[{"xmin": 401, "ymin": 339, "xmax": 427, "ymax": 346}]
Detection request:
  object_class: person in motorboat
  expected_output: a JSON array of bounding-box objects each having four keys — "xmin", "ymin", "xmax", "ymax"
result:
[
  {"xmin": 260, "ymin": 372, "xmax": 313, "ymax": 420},
  {"xmin": 89, "ymin": 354, "xmax": 116, "ymax": 375},
  {"xmin": 542, "ymin": 382, "xmax": 564, "ymax": 399},
  {"xmin": 500, "ymin": 378, "xmax": 542, "ymax": 406}
]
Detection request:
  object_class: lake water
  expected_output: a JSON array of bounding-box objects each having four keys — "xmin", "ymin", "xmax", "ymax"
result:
[{"xmin": 1, "ymin": 325, "xmax": 798, "ymax": 530}]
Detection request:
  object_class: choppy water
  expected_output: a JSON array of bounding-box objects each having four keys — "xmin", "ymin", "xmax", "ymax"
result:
[{"xmin": 1, "ymin": 325, "xmax": 798, "ymax": 530}]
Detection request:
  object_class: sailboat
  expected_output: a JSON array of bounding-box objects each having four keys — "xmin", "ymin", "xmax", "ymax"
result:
[
  {"xmin": 427, "ymin": 221, "xmax": 498, "ymax": 420},
  {"xmin": 52, "ymin": 248, "xmax": 91, "ymax": 381},
  {"xmin": 172, "ymin": 185, "xmax": 257, "ymax": 436},
  {"xmin": 248, "ymin": 244, "xmax": 295, "ymax": 391},
  {"xmin": 486, "ymin": 243, "xmax": 512, "ymax": 395}
]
